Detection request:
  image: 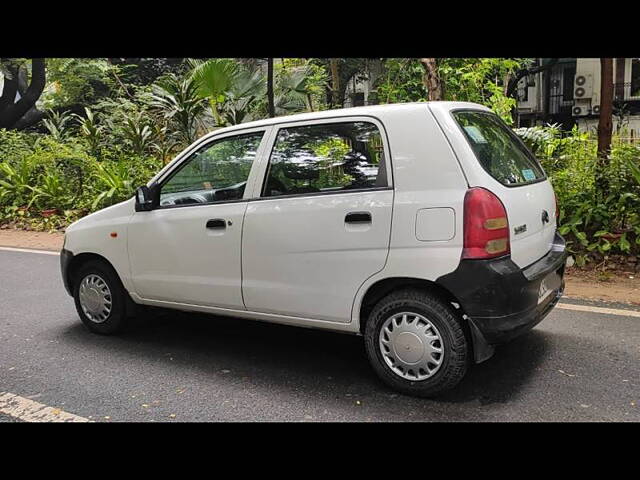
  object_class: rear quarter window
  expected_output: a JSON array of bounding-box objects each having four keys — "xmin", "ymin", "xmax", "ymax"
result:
[{"xmin": 452, "ymin": 110, "xmax": 546, "ymax": 187}]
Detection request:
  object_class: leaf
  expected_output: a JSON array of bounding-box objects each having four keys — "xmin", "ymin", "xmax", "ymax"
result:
[{"xmin": 619, "ymin": 233, "xmax": 631, "ymax": 252}]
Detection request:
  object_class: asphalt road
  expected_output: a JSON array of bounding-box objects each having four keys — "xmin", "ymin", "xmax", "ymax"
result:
[{"xmin": 1, "ymin": 249, "xmax": 638, "ymax": 422}]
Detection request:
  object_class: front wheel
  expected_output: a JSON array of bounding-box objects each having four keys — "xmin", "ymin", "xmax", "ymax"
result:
[
  {"xmin": 364, "ymin": 289, "xmax": 469, "ymax": 397},
  {"xmin": 73, "ymin": 260, "xmax": 128, "ymax": 335}
]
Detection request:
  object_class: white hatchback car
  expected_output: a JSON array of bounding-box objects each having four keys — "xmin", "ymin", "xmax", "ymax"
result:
[{"xmin": 61, "ymin": 102, "xmax": 567, "ymax": 397}]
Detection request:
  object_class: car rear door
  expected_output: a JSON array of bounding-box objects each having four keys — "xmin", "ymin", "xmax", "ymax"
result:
[{"xmin": 241, "ymin": 118, "xmax": 394, "ymax": 323}]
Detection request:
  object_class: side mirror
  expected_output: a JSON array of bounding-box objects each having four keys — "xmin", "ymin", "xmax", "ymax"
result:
[{"xmin": 135, "ymin": 185, "xmax": 154, "ymax": 212}]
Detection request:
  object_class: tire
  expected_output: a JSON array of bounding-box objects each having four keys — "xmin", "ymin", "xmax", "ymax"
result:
[
  {"xmin": 73, "ymin": 260, "xmax": 128, "ymax": 335},
  {"xmin": 364, "ymin": 288, "xmax": 469, "ymax": 397}
]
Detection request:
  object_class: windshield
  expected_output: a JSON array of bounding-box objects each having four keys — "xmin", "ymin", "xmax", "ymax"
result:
[{"xmin": 452, "ymin": 110, "xmax": 546, "ymax": 187}]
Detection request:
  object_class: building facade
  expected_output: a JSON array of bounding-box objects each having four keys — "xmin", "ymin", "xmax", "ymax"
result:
[{"xmin": 516, "ymin": 58, "xmax": 640, "ymax": 136}]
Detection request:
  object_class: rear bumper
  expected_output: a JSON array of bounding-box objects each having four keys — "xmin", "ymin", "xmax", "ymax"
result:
[{"xmin": 437, "ymin": 233, "xmax": 567, "ymax": 358}]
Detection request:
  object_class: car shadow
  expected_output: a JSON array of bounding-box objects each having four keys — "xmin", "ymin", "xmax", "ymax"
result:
[
  {"xmin": 61, "ymin": 309, "xmax": 552, "ymax": 409},
  {"xmin": 437, "ymin": 330, "xmax": 551, "ymax": 405}
]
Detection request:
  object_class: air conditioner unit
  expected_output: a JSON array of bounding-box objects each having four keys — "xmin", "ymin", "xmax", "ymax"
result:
[
  {"xmin": 572, "ymin": 105, "xmax": 588, "ymax": 117},
  {"xmin": 592, "ymin": 104, "xmax": 601, "ymax": 115},
  {"xmin": 574, "ymin": 74, "xmax": 593, "ymax": 99}
]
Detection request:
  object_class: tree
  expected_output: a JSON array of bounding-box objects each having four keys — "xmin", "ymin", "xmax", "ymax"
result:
[
  {"xmin": 596, "ymin": 57, "xmax": 614, "ymax": 196},
  {"xmin": 267, "ymin": 58, "xmax": 275, "ymax": 118},
  {"xmin": 0, "ymin": 58, "xmax": 46, "ymax": 129},
  {"xmin": 188, "ymin": 58, "xmax": 239, "ymax": 125},
  {"xmin": 420, "ymin": 58, "xmax": 443, "ymax": 100},
  {"xmin": 329, "ymin": 59, "xmax": 340, "ymax": 107},
  {"xmin": 376, "ymin": 58, "xmax": 527, "ymax": 123}
]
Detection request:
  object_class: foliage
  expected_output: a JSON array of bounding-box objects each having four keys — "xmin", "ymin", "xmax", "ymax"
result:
[
  {"xmin": 42, "ymin": 110, "xmax": 74, "ymax": 141},
  {"xmin": 374, "ymin": 59, "xmax": 428, "ymax": 104},
  {"xmin": 42, "ymin": 58, "xmax": 118, "ymax": 109},
  {"xmin": 220, "ymin": 68, "xmax": 266, "ymax": 125},
  {"xmin": 0, "ymin": 129, "xmax": 36, "ymax": 162},
  {"xmin": 120, "ymin": 113, "xmax": 155, "ymax": 155},
  {"xmin": 28, "ymin": 169, "xmax": 74, "ymax": 211},
  {"xmin": 188, "ymin": 58, "xmax": 239, "ymax": 125},
  {"xmin": 374, "ymin": 58, "xmax": 529, "ymax": 124},
  {"xmin": 280, "ymin": 59, "xmax": 328, "ymax": 111},
  {"xmin": 515, "ymin": 126, "xmax": 640, "ymax": 263},
  {"xmin": 90, "ymin": 161, "xmax": 135, "ymax": 209},
  {"xmin": 1, "ymin": 56, "xmax": 639, "ymax": 266},
  {"xmin": 151, "ymin": 74, "xmax": 206, "ymax": 145},
  {"xmin": 72, "ymin": 107, "xmax": 103, "ymax": 156},
  {"xmin": 109, "ymin": 58, "xmax": 188, "ymax": 86},
  {"xmin": 438, "ymin": 58, "xmax": 528, "ymax": 124},
  {"xmin": 0, "ymin": 157, "xmax": 35, "ymax": 207}
]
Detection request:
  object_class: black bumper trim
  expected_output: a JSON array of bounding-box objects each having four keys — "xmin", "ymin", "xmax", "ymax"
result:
[
  {"xmin": 437, "ymin": 232, "xmax": 567, "ymax": 355},
  {"xmin": 60, "ymin": 248, "xmax": 74, "ymax": 296}
]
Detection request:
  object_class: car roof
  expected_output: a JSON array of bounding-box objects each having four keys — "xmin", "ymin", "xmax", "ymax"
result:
[{"xmin": 201, "ymin": 101, "xmax": 489, "ymax": 138}]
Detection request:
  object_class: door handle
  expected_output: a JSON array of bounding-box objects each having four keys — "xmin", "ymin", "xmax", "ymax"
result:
[
  {"xmin": 206, "ymin": 218, "xmax": 227, "ymax": 229},
  {"xmin": 345, "ymin": 212, "xmax": 372, "ymax": 224}
]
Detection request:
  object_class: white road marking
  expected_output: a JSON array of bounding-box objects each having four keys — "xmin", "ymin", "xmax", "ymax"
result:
[
  {"xmin": 0, "ymin": 246, "xmax": 59, "ymax": 256},
  {"xmin": 0, "ymin": 392, "xmax": 91, "ymax": 422},
  {"xmin": 557, "ymin": 302, "xmax": 640, "ymax": 318}
]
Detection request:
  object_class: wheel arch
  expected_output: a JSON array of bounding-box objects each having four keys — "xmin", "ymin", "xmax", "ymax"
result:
[
  {"xmin": 66, "ymin": 252, "xmax": 122, "ymax": 294},
  {"xmin": 66, "ymin": 251, "xmax": 138, "ymax": 317},
  {"xmin": 357, "ymin": 276, "xmax": 494, "ymax": 364}
]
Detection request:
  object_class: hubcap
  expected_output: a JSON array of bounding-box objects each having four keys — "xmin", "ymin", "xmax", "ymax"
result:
[
  {"xmin": 78, "ymin": 274, "xmax": 112, "ymax": 323},
  {"xmin": 379, "ymin": 312, "xmax": 444, "ymax": 381}
]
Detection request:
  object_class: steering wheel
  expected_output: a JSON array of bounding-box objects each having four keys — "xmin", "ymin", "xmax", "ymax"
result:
[{"xmin": 160, "ymin": 192, "xmax": 209, "ymax": 206}]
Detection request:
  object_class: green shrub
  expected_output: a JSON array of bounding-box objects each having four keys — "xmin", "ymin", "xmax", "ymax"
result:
[
  {"xmin": 0, "ymin": 129, "xmax": 37, "ymax": 164},
  {"xmin": 516, "ymin": 126, "xmax": 640, "ymax": 263}
]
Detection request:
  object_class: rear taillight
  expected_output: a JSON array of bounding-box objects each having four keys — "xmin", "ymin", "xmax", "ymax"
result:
[{"xmin": 462, "ymin": 187, "xmax": 510, "ymax": 259}]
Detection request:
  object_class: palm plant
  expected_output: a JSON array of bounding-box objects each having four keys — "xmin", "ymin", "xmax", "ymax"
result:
[
  {"xmin": 188, "ymin": 58, "xmax": 239, "ymax": 125},
  {"xmin": 91, "ymin": 161, "xmax": 134, "ymax": 209},
  {"xmin": 150, "ymin": 122, "xmax": 181, "ymax": 165},
  {"xmin": 222, "ymin": 68, "xmax": 266, "ymax": 125},
  {"xmin": 42, "ymin": 109, "xmax": 73, "ymax": 141},
  {"xmin": 121, "ymin": 112, "xmax": 155, "ymax": 155},
  {"xmin": 0, "ymin": 158, "xmax": 35, "ymax": 207},
  {"xmin": 28, "ymin": 169, "xmax": 72, "ymax": 211},
  {"xmin": 151, "ymin": 74, "xmax": 206, "ymax": 146},
  {"xmin": 275, "ymin": 66, "xmax": 314, "ymax": 114},
  {"xmin": 73, "ymin": 107, "xmax": 103, "ymax": 156}
]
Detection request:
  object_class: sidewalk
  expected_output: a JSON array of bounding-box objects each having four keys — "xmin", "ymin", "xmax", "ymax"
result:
[
  {"xmin": 0, "ymin": 229, "xmax": 64, "ymax": 251},
  {"xmin": 1, "ymin": 229, "xmax": 638, "ymax": 306}
]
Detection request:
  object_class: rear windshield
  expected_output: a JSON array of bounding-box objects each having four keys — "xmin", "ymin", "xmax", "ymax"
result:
[{"xmin": 452, "ymin": 110, "xmax": 546, "ymax": 187}]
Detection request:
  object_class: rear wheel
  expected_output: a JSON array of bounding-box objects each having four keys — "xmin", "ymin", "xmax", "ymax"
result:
[
  {"xmin": 73, "ymin": 260, "xmax": 128, "ymax": 335},
  {"xmin": 364, "ymin": 289, "xmax": 469, "ymax": 397}
]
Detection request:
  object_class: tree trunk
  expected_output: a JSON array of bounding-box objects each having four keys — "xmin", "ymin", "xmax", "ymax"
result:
[
  {"xmin": 0, "ymin": 63, "xmax": 19, "ymax": 113},
  {"xmin": 330, "ymin": 59, "xmax": 340, "ymax": 107},
  {"xmin": 267, "ymin": 58, "xmax": 275, "ymax": 118},
  {"xmin": 420, "ymin": 58, "xmax": 443, "ymax": 101},
  {"xmin": 0, "ymin": 58, "xmax": 46, "ymax": 130},
  {"xmin": 596, "ymin": 58, "xmax": 614, "ymax": 196}
]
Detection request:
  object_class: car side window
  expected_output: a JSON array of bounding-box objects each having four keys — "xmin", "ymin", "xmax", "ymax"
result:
[
  {"xmin": 262, "ymin": 121, "xmax": 388, "ymax": 198},
  {"xmin": 159, "ymin": 131, "xmax": 264, "ymax": 207}
]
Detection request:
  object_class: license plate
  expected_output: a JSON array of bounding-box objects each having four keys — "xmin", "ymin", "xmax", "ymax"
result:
[{"xmin": 538, "ymin": 272, "xmax": 560, "ymax": 304}]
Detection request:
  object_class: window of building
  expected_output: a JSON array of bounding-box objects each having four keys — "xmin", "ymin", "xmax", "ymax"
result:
[
  {"xmin": 631, "ymin": 58, "xmax": 640, "ymax": 98},
  {"xmin": 563, "ymin": 65, "xmax": 576, "ymax": 102}
]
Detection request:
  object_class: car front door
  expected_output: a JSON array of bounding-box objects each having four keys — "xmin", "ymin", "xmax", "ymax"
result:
[
  {"xmin": 241, "ymin": 118, "xmax": 394, "ymax": 323},
  {"xmin": 127, "ymin": 128, "xmax": 269, "ymax": 309}
]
